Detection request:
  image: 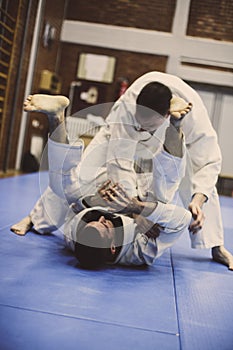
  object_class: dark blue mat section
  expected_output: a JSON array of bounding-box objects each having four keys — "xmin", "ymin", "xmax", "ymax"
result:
[
  {"xmin": 0, "ymin": 305, "xmax": 179, "ymax": 350},
  {"xmin": 171, "ymin": 196, "xmax": 233, "ymax": 350},
  {"xmin": 1, "ymin": 173, "xmax": 233, "ymax": 350},
  {"xmin": 172, "ymin": 267, "xmax": 233, "ymax": 350},
  {"xmin": 0, "ymin": 172, "xmax": 48, "ymax": 229},
  {"xmin": 0, "ymin": 226, "xmax": 178, "ymax": 333},
  {"xmin": 0, "ymin": 172, "xmax": 179, "ymax": 350}
]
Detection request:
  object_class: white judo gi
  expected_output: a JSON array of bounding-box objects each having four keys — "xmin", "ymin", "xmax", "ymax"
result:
[
  {"xmin": 31, "ymin": 71, "xmax": 223, "ymax": 250},
  {"xmin": 73, "ymin": 71, "xmax": 223, "ymax": 250},
  {"xmin": 40, "ymin": 136, "xmax": 191, "ymax": 265},
  {"xmin": 116, "ymin": 71, "xmax": 224, "ymax": 249}
]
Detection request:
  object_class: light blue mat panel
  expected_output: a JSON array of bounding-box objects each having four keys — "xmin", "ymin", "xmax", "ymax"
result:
[
  {"xmin": 0, "ymin": 305, "xmax": 179, "ymax": 350},
  {"xmin": 0, "ymin": 172, "xmax": 178, "ymax": 350},
  {"xmin": 171, "ymin": 195, "xmax": 233, "ymax": 350},
  {"xmin": 0, "ymin": 172, "xmax": 233, "ymax": 350}
]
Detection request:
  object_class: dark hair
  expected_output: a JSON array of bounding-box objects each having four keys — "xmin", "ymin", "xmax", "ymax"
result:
[
  {"xmin": 73, "ymin": 209, "xmax": 123, "ymax": 269},
  {"xmin": 136, "ymin": 82, "xmax": 172, "ymax": 116},
  {"xmin": 74, "ymin": 225, "xmax": 111, "ymax": 269}
]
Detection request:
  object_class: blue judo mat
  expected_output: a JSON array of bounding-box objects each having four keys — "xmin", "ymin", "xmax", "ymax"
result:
[{"xmin": 0, "ymin": 172, "xmax": 232, "ymax": 350}]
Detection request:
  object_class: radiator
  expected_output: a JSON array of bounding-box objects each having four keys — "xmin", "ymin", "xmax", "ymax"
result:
[{"xmin": 66, "ymin": 117, "xmax": 101, "ymax": 141}]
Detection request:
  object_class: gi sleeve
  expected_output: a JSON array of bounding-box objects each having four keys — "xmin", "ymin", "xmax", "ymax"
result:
[
  {"xmin": 182, "ymin": 96, "xmax": 222, "ymax": 199},
  {"xmin": 118, "ymin": 201, "xmax": 191, "ymax": 266}
]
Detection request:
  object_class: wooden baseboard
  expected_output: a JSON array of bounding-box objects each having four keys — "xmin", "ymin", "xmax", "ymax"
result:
[{"xmin": 0, "ymin": 170, "xmax": 23, "ymax": 178}]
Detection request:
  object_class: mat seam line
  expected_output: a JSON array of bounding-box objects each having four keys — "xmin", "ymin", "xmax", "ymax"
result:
[
  {"xmin": 170, "ymin": 249, "xmax": 183, "ymax": 350},
  {"xmin": 0, "ymin": 302, "xmax": 179, "ymax": 337}
]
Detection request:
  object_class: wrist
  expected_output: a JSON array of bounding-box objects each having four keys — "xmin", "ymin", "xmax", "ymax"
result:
[
  {"xmin": 191, "ymin": 193, "xmax": 207, "ymax": 206},
  {"xmin": 128, "ymin": 198, "xmax": 144, "ymax": 215},
  {"xmin": 140, "ymin": 201, "xmax": 158, "ymax": 216}
]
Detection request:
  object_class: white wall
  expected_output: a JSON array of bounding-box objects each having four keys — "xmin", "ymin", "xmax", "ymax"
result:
[
  {"xmin": 218, "ymin": 94, "xmax": 233, "ymax": 176},
  {"xmin": 195, "ymin": 88, "xmax": 233, "ymax": 177}
]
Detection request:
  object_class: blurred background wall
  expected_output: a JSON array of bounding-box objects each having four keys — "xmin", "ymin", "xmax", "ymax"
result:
[{"xmin": 0, "ymin": 0, "xmax": 232, "ymax": 194}]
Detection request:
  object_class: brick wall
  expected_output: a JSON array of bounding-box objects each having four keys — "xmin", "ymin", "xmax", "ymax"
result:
[
  {"xmin": 187, "ymin": 0, "xmax": 233, "ymax": 42},
  {"xmin": 59, "ymin": 0, "xmax": 232, "ymax": 107},
  {"xmin": 60, "ymin": 0, "xmax": 174, "ymax": 103},
  {"xmin": 21, "ymin": 0, "xmax": 67, "ymax": 168},
  {"xmin": 0, "ymin": 0, "xmax": 39, "ymax": 172},
  {"xmin": 58, "ymin": 43, "xmax": 168, "ymax": 102},
  {"xmin": 66, "ymin": 0, "xmax": 176, "ymax": 32},
  {"xmin": 31, "ymin": 0, "xmax": 67, "ymax": 93},
  {"xmin": 32, "ymin": 0, "xmax": 233, "ymax": 105},
  {"xmin": 63, "ymin": 0, "xmax": 174, "ymax": 106}
]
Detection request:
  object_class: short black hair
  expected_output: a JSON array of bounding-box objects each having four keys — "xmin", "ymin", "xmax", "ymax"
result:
[
  {"xmin": 74, "ymin": 225, "xmax": 110, "ymax": 269},
  {"xmin": 73, "ymin": 209, "xmax": 123, "ymax": 269},
  {"xmin": 136, "ymin": 82, "xmax": 172, "ymax": 116}
]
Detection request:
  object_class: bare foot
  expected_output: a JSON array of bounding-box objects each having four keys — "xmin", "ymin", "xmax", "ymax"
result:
[
  {"xmin": 212, "ymin": 246, "xmax": 233, "ymax": 271},
  {"xmin": 24, "ymin": 94, "xmax": 70, "ymax": 142},
  {"xmin": 10, "ymin": 216, "xmax": 33, "ymax": 236},
  {"xmin": 23, "ymin": 94, "xmax": 70, "ymax": 114},
  {"xmin": 170, "ymin": 96, "xmax": 192, "ymax": 118}
]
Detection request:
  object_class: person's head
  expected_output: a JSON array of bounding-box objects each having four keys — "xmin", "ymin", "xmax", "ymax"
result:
[
  {"xmin": 135, "ymin": 82, "xmax": 172, "ymax": 132},
  {"xmin": 74, "ymin": 215, "xmax": 117, "ymax": 269}
]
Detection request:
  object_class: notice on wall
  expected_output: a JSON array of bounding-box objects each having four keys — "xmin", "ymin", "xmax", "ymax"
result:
[{"xmin": 77, "ymin": 53, "xmax": 116, "ymax": 83}]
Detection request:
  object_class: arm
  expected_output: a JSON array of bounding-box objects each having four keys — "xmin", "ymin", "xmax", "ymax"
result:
[
  {"xmin": 181, "ymin": 95, "xmax": 222, "ymax": 233},
  {"xmin": 107, "ymin": 182, "xmax": 192, "ymax": 266},
  {"xmin": 98, "ymin": 182, "xmax": 191, "ymax": 242},
  {"xmin": 188, "ymin": 193, "xmax": 206, "ymax": 233},
  {"xmin": 182, "ymin": 94, "xmax": 222, "ymax": 198}
]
